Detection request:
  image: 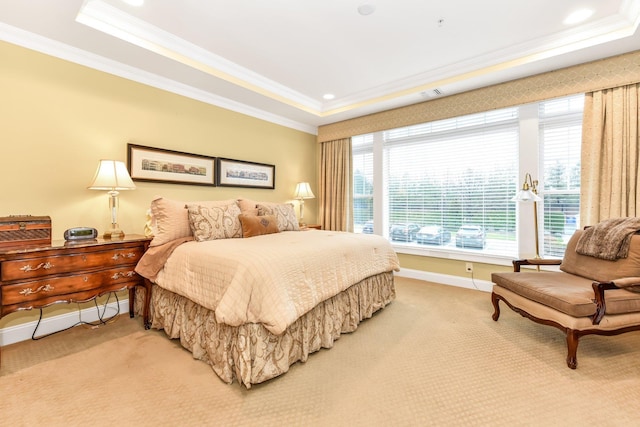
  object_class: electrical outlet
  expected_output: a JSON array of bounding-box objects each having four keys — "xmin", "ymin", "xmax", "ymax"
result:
[{"xmin": 465, "ymin": 262, "xmax": 473, "ymax": 273}]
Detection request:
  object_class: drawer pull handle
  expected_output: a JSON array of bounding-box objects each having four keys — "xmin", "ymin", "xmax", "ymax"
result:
[
  {"xmin": 19, "ymin": 262, "xmax": 54, "ymax": 273},
  {"xmin": 19, "ymin": 284, "xmax": 54, "ymax": 296},
  {"xmin": 111, "ymin": 271, "xmax": 136, "ymax": 280},
  {"xmin": 111, "ymin": 252, "xmax": 137, "ymax": 261}
]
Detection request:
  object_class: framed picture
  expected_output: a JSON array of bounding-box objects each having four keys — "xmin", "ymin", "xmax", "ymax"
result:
[
  {"xmin": 217, "ymin": 158, "xmax": 275, "ymax": 189},
  {"xmin": 127, "ymin": 143, "xmax": 216, "ymax": 186}
]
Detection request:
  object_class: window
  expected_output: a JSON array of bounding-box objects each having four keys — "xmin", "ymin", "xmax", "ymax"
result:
[
  {"xmin": 354, "ymin": 94, "xmax": 584, "ymax": 261},
  {"xmin": 539, "ymin": 95, "xmax": 584, "ymax": 257},
  {"xmin": 353, "ymin": 134, "xmax": 374, "ymax": 231}
]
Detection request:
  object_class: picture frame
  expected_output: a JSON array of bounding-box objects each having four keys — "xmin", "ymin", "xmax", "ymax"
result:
[
  {"xmin": 127, "ymin": 143, "xmax": 216, "ymax": 186},
  {"xmin": 217, "ymin": 158, "xmax": 275, "ymax": 189}
]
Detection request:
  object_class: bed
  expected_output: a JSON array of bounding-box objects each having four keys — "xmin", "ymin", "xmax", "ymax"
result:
[{"xmin": 134, "ymin": 196, "xmax": 400, "ymax": 388}]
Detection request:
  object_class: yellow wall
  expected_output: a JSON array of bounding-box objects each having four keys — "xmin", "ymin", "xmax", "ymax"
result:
[
  {"xmin": 0, "ymin": 41, "xmax": 317, "ymax": 329},
  {"xmin": 0, "ymin": 39, "xmax": 530, "ymax": 334}
]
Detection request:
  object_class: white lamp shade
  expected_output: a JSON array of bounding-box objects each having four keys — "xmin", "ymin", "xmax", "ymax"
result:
[
  {"xmin": 88, "ymin": 160, "xmax": 136, "ymax": 190},
  {"xmin": 511, "ymin": 189, "xmax": 542, "ymax": 202},
  {"xmin": 294, "ymin": 182, "xmax": 315, "ymax": 199}
]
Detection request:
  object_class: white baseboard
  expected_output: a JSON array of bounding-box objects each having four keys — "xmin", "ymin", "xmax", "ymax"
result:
[
  {"xmin": 0, "ymin": 298, "xmax": 129, "ymax": 347},
  {"xmin": 395, "ymin": 268, "xmax": 493, "ymax": 293}
]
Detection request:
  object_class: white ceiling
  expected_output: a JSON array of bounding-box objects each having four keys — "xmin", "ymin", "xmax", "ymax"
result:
[{"xmin": 1, "ymin": 0, "xmax": 639, "ymax": 134}]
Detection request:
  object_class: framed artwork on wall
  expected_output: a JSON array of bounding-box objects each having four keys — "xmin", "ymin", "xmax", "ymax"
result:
[
  {"xmin": 217, "ymin": 158, "xmax": 275, "ymax": 189},
  {"xmin": 127, "ymin": 143, "xmax": 216, "ymax": 186}
]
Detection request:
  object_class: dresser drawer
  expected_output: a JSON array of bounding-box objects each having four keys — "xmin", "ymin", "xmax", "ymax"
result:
[
  {"xmin": 0, "ymin": 246, "xmax": 144, "ymax": 281},
  {"xmin": 0, "ymin": 235, "xmax": 152, "ymax": 365},
  {"xmin": 1, "ymin": 266, "xmax": 141, "ymax": 306}
]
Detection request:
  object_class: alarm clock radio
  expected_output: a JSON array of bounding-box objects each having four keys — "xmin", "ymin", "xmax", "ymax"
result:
[{"xmin": 64, "ymin": 227, "xmax": 98, "ymax": 241}]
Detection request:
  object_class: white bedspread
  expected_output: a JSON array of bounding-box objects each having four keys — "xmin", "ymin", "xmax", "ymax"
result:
[{"xmin": 153, "ymin": 230, "xmax": 400, "ymax": 335}]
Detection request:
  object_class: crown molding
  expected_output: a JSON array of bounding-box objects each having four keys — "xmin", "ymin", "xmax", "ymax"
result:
[{"xmin": 76, "ymin": 0, "xmax": 323, "ymax": 114}]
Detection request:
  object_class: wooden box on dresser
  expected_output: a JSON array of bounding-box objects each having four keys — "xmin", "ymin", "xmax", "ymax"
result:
[{"xmin": 0, "ymin": 234, "xmax": 152, "ymax": 365}]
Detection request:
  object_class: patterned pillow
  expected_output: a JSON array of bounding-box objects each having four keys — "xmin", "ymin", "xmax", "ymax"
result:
[
  {"xmin": 144, "ymin": 209, "xmax": 154, "ymax": 238},
  {"xmin": 186, "ymin": 203, "xmax": 242, "ymax": 241},
  {"xmin": 149, "ymin": 196, "xmax": 239, "ymax": 246},
  {"xmin": 257, "ymin": 203, "xmax": 300, "ymax": 231},
  {"xmin": 238, "ymin": 214, "xmax": 280, "ymax": 237}
]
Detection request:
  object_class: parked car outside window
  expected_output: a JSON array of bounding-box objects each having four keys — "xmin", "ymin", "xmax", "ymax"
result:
[
  {"xmin": 455, "ymin": 225, "xmax": 486, "ymax": 248},
  {"xmin": 362, "ymin": 220, "xmax": 374, "ymax": 234},
  {"xmin": 390, "ymin": 223, "xmax": 420, "ymax": 242},
  {"xmin": 416, "ymin": 225, "xmax": 451, "ymax": 245}
]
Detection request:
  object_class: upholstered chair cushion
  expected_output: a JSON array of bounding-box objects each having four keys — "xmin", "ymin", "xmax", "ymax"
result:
[
  {"xmin": 560, "ymin": 230, "xmax": 640, "ymax": 282},
  {"xmin": 491, "ymin": 270, "xmax": 640, "ymax": 317}
]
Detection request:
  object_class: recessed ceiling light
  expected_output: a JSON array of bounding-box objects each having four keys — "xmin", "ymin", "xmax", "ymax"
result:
[
  {"xmin": 121, "ymin": 0, "xmax": 144, "ymax": 6},
  {"xmin": 323, "ymin": 94, "xmax": 335, "ymax": 100},
  {"xmin": 357, "ymin": 4, "xmax": 376, "ymax": 16},
  {"xmin": 563, "ymin": 9, "xmax": 594, "ymax": 25}
]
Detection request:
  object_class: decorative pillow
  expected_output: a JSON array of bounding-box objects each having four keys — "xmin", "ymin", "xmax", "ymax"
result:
[
  {"xmin": 560, "ymin": 229, "xmax": 640, "ymax": 281},
  {"xmin": 149, "ymin": 196, "xmax": 238, "ymax": 246},
  {"xmin": 144, "ymin": 209, "xmax": 154, "ymax": 238},
  {"xmin": 186, "ymin": 203, "xmax": 242, "ymax": 241},
  {"xmin": 239, "ymin": 214, "xmax": 280, "ymax": 238},
  {"xmin": 257, "ymin": 203, "xmax": 300, "ymax": 231},
  {"xmin": 237, "ymin": 198, "xmax": 259, "ymax": 213}
]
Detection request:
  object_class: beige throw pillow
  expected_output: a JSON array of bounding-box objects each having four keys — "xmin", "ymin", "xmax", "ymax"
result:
[
  {"xmin": 239, "ymin": 214, "xmax": 280, "ymax": 237},
  {"xmin": 237, "ymin": 198, "xmax": 259, "ymax": 213},
  {"xmin": 149, "ymin": 196, "xmax": 238, "ymax": 246},
  {"xmin": 186, "ymin": 203, "xmax": 242, "ymax": 241},
  {"xmin": 257, "ymin": 203, "xmax": 300, "ymax": 231}
]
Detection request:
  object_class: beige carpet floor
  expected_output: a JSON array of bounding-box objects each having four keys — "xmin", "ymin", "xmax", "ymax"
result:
[{"xmin": 1, "ymin": 277, "xmax": 640, "ymax": 426}]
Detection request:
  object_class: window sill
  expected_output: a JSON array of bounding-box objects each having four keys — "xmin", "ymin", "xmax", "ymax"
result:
[{"xmin": 391, "ymin": 243, "xmax": 515, "ymax": 267}]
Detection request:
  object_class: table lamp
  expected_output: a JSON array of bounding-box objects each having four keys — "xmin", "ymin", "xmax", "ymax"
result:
[
  {"xmin": 294, "ymin": 182, "xmax": 315, "ymax": 227},
  {"xmin": 88, "ymin": 159, "xmax": 136, "ymax": 239}
]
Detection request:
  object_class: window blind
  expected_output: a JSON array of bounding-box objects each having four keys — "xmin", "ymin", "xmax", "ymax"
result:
[
  {"xmin": 353, "ymin": 135, "xmax": 374, "ymax": 230},
  {"xmin": 539, "ymin": 94, "xmax": 584, "ymax": 257},
  {"xmin": 382, "ymin": 108, "xmax": 519, "ymax": 254},
  {"xmin": 353, "ymin": 94, "xmax": 583, "ymax": 260}
]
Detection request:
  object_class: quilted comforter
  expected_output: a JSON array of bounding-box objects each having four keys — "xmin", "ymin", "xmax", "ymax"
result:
[{"xmin": 140, "ymin": 230, "xmax": 400, "ymax": 335}]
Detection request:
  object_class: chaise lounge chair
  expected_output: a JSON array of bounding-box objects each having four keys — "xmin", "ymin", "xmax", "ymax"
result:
[{"xmin": 491, "ymin": 222, "xmax": 640, "ymax": 369}]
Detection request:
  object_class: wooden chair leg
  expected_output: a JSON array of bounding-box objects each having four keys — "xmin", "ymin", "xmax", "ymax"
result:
[
  {"xmin": 491, "ymin": 292, "xmax": 501, "ymax": 321},
  {"xmin": 566, "ymin": 329, "xmax": 579, "ymax": 369}
]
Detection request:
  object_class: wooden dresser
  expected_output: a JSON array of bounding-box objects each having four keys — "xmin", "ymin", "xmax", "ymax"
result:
[{"xmin": 0, "ymin": 235, "xmax": 151, "ymax": 363}]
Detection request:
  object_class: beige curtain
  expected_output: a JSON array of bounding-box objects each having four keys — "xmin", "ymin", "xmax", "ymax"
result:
[
  {"xmin": 318, "ymin": 138, "xmax": 352, "ymax": 231},
  {"xmin": 581, "ymin": 84, "xmax": 640, "ymax": 226}
]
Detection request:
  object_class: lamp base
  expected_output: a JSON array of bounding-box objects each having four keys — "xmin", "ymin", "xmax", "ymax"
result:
[{"xmin": 103, "ymin": 226, "xmax": 125, "ymax": 239}]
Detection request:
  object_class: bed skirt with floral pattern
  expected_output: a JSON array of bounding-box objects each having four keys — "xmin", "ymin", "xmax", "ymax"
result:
[{"xmin": 135, "ymin": 271, "xmax": 395, "ymax": 388}]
